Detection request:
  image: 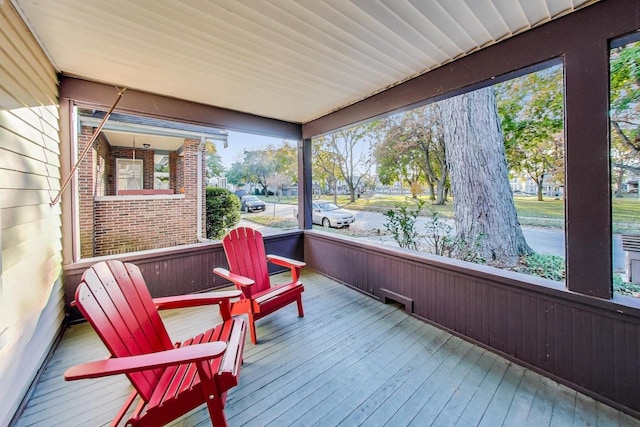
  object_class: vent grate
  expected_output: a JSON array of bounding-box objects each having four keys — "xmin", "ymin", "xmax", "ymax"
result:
[{"xmin": 622, "ymin": 234, "xmax": 640, "ymax": 252}]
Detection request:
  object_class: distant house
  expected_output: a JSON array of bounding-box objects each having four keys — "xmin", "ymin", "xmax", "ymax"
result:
[{"xmin": 76, "ymin": 110, "xmax": 227, "ymax": 257}]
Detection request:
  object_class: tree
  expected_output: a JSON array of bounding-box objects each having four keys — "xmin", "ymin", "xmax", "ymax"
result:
[
  {"xmin": 204, "ymin": 141, "xmax": 224, "ymax": 179},
  {"xmin": 225, "ymin": 161, "xmax": 248, "ymax": 187},
  {"xmin": 411, "ymin": 106, "xmax": 448, "ymax": 204},
  {"xmin": 313, "ymin": 140, "xmax": 340, "ymax": 201},
  {"xmin": 317, "ymin": 122, "xmax": 378, "ymax": 203},
  {"xmin": 270, "ymin": 141, "xmax": 297, "ymax": 199},
  {"xmin": 375, "ymin": 117, "xmax": 425, "ymax": 199},
  {"xmin": 375, "ymin": 106, "xmax": 448, "ymax": 203},
  {"xmin": 440, "ymin": 87, "xmax": 533, "ymax": 266},
  {"xmin": 269, "ymin": 172, "xmax": 293, "ymax": 200},
  {"xmin": 273, "ymin": 141, "xmax": 297, "ymax": 184},
  {"xmin": 610, "ymin": 40, "xmax": 640, "ymax": 196},
  {"xmin": 497, "ymin": 65, "xmax": 564, "ymax": 201},
  {"xmin": 244, "ymin": 149, "xmax": 277, "ymax": 195},
  {"xmin": 226, "ymin": 141, "xmax": 296, "ymax": 196}
]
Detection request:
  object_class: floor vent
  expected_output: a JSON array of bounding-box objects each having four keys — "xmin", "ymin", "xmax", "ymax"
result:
[{"xmin": 380, "ymin": 288, "xmax": 414, "ymax": 315}]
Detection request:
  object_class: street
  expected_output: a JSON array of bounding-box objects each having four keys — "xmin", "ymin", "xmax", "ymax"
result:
[{"xmin": 251, "ymin": 202, "xmax": 625, "ymax": 271}]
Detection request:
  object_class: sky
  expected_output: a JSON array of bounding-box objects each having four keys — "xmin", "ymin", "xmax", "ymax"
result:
[{"xmin": 215, "ymin": 130, "xmax": 291, "ymax": 168}]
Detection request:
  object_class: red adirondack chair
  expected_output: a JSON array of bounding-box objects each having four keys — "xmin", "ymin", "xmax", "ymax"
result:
[
  {"xmin": 64, "ymin": 260, "xmax": 247, "ymax": 427},
  {"xmin": 214, "ymin": 227, "xmax": 305, "ymax": 344}
]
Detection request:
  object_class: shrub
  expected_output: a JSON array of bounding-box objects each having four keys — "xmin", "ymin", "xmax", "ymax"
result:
[
  {"xmin": 383, "ymin": 200, "xmax": 484, "ymax": 262},
  {"xmin": 424, "ymin": 210, "xmax": 484, "ymax": 263},
  {"xmin": 516, "ymin": 253, "xmax": 565, "ymax": 281},
  {"xmin": 614, "ymin": 275, "xmax": 640, "ymax": 296},
  {"xmin": 206, "ymin": 187, "xmax": 241, "ymax": 239},
  {"xmin": 383, "ymin": 198, "xmax": 425, "ymax": 251}
]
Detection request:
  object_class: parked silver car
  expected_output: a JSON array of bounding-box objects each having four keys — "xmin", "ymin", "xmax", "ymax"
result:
[{"xmin": 312, "ymin": 201, "xmax": 355, "ymax": 228}]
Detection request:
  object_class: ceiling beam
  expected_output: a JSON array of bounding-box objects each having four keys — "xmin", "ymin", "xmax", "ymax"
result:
[{"xmin": 59, "ymin": 76, "xmax": 302, "ymax": 140}]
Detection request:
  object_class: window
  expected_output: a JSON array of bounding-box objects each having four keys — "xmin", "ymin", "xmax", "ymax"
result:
[
  {"xmin": 116, "ymin": 158, "xmax": 143, "ymax": 192},
  {"xmin": 154, "ymin": 154, "xmax": 170, "ymax": 189},
  {"xmin": 216, "ymin": 131, "xmax": 299, "ymax": 234},
  {"xmin": 311, "ymin": 62, "xmax": 566, "ymax": 282},
  {"xmin": 74, "ymin": 108, "xmax": 230, "ymax": 259},
  {"xmin": 610, "ymin": 34, "xmax": 640, "ymax": 298}
]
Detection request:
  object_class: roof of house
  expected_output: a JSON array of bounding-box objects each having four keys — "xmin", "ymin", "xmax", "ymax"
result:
[{"xmin": 78, "ymin": 109, "xmax": 228, "ymax": 151}]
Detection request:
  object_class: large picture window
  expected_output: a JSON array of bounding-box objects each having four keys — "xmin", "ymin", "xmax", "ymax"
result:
[
  {"xmin": 310, "ymin": 62, "xmax": 566, "ymax": 283},
  {"xmin": 610, "ymin": 35, "xmax": 640, "ymax": 298}
]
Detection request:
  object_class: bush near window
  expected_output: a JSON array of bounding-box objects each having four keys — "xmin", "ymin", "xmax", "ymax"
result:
[
  {"xmin": 383, "ymin": 199, "xmax": 424, "ymax": 251},
  {"xmin": 206, "ymin": 187, "xmax": 241, "ymax": 239},
  {"xmin": 383, "ymin": 199, "xmax": 484, "ymax": 262}
]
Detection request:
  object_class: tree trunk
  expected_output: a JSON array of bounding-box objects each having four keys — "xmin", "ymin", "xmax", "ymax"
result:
[
  {"xmin": 332, "ymin": 181, "xmax": 338, "ymax": 204},
  {"xmin": 614, "ymin": 168, "xmax": 625, "ymax": 198},
  {"xmin": 536, "ymin": 179, "xmax": 544, "ymax": 201},
  {"xmin": 349, "ymin": 186, "xmax": 356, "ymax": 203},
  {"xmin": 434, "ymin": 178, "xmax": 446, "ymax": 205},
  {"xmin": 440, "ymin": 87, "xmax": 533, "ymax": 266},
  {"xmin": 426, "ymin": 180, "xmax": 435, "ymax": 201}
]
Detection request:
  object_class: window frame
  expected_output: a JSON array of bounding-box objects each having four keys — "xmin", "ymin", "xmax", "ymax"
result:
[{"xmin": 116, "ymin": 158, "xmax": 144, "ymax": 193}]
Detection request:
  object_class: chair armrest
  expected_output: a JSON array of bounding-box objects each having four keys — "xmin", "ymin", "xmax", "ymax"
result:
[
  {"xmin": 153, "ymin": 290, "xmax": 242, "ymax": 310},
  {"xmin": 213, "ymin": 267, "xmax": 255, "ymax": 287},
  {"xmin": 64, "ymin": 342, "xmax": 227, "ymax": 381},
  {"xmin": 267, "ymin": 255, "xmax": 305, "ymax": 282},
  {"xmin": 266, "ymin": 254, "xmax": 306, "ymax": 269}
]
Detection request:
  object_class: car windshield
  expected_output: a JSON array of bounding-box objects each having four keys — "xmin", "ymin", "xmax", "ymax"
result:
[
  {"xmin": 317, "ymin": 202, "xmax": 339, "ymax": 211},
  {"xmin": 244, "ymin": 196, "xmax": 259, "ymax": 201}
]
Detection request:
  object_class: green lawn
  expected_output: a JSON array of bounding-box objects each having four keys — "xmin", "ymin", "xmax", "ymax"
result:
[{"xmin": 262, "ymin": 193, "xmax": 640, "ymax": 233}]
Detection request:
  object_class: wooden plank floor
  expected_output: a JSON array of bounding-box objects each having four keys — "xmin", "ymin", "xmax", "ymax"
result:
[{"xmin": 15, "ymin": 270, "xmax": 640, "ymax": 427}]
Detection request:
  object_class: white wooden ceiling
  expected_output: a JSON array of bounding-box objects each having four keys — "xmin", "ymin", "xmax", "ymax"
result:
[{"xmin": 13, "ymin": 0, "xmax": 599, "ymax": 124}]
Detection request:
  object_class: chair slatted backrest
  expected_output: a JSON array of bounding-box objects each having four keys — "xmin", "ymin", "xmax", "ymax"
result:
[
  {"xmin": 75, "ymin": 260, "xmax": 174, "ymax": 401},
  {"xmin": 222, "ymin": 227, "xmax": 271, "ymax": 295}
]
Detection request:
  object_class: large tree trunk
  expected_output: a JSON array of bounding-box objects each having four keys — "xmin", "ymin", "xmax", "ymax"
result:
[{"xmin": 440, "ymin": 87, "xmax": 532, "ymax": 266}]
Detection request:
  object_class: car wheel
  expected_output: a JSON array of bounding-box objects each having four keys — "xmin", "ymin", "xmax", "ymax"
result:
[
  {"xmin": 245, "ymin": 206, "xmax": 250, "ymax": 213},
  {"xmin": 322, "ymin": 217, "xmax": 331, "ymax": 228}
]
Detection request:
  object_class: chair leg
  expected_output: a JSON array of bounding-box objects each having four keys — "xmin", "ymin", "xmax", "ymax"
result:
[
  {"xmin": 248, "ymin": 312, "xmax": 258, "ymax": 345},
  {"xmin": 205, "ymin": 395, "xmax": 228, "ymax": 427},
  {"xmin": 297, "ymin": 297, "xmax": 304, "ymax": 317}
]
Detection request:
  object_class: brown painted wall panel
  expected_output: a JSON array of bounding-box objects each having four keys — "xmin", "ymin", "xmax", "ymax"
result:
[{"xmin": 304, "ymin": 231, "xmax": 640, "ymax": 417}]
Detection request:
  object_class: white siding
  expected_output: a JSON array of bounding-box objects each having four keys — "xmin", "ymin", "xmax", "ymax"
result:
[{"xmin": 0, "ymin": 2, "xmax": 64, "ymax": 425}]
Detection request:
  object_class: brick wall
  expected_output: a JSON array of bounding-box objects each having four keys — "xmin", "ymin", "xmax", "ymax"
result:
[
  {"xmin": 78, "ymin": 124, "xmax": 204, "ymax": 257},
  {"xmin": 93, "ymin": 197, "xmax": 198, "ymax": 254},
  {"xmin": 110, "ymin": 146, "xmax": 154, "ymax": 193},
  {"xmin": 78, "ymin": 126, "xmax": 95, "ymax": 258},
  {"xmin": 171, "ymin": 150, "xmax": 184, "ymax": 192},
  {"xmin": 91, "ymin": 138, "xmax": 204, "ymax": 256},
  {"xmin": 78, "ymin": 127, "xmax": 117, "ymax": 257}
]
